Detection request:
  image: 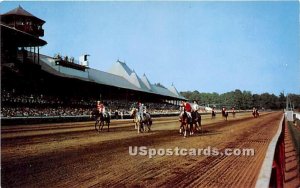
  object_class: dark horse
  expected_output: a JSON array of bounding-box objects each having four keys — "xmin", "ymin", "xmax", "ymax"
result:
[
  {"xmin": 211, "ymin": 109, "xmax": 216, "ymax": 119},
  {"xmin": 191, "ymin": 111, "xmax": 202, "ymax": 134},
  {"xmin": 222, "ymin": 108, "xmax": 228, "ymax": 121},
  {"xmin": 91, "ymin": 109, "xmax": 111, "ymax": 132}
]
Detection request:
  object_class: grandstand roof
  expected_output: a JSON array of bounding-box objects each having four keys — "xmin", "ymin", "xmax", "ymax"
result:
[
  {"xmin": 141, "ymin": 74, "xmax": 152, "ymax": 90},
  {"xmin": 38, "ymin": 54, "xmax": 185, "ymax": 100},
  {"xmin": 169, "ymin": 84, "xmax": 181, "ymax": 96}
]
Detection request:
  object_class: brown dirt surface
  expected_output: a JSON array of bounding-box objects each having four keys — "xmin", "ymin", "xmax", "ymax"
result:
[{"xmin": 1, "ymin": 112, "xmax": 283, "ymax": 188}]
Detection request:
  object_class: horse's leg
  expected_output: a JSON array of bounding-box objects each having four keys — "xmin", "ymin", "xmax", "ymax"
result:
[
  {"xmin": 179, "ymin": 123, "xmax": 183, "ymax": 134},
  {"xmin": 100, "ymin": 121, "xmax": 104, "ymax": 131},
  {"xmin": 146, "ymin": 118, "xmax": 150, "ymax": 132},
  {"xmin": 95, "ymin": 120, "xmax": 98, "ymax": 131},
  {"xmin": 98, "ymin": 121, "xmax": 102, "ymax": 132},
  {"xmin": 145, "ymin": 121, "xmax": 148, "ymax": 132},
  {"xmin": 134, "ymin": 119, "xmax": 137, "ymax": 129},
  {"xmin": 194, "ymin": 120, "xmax": 200, "ymax": 133},
  {"xmin": 140, "ymin": 121, "xmax": 143, "ymax": 133},
  {"xmin": 183, "ymin": 123, "xmax": 187, "ymax": 137},
  {"xmin": 142, "ymin": 122, "xmax": 146, "ymax": 132},
  {"xmin": 97, "ymin": 120, "xmax": 101, "ymax": 132},
  {"xmin": 107, "ymin": 122, "xmax": 110, "ymax": 132},
  {"xmin": 199, "ymin": 120, "xmax": 202, "ymax": 133},
  {"xmin": 195, "ymin": 121, "xmax": 198, "ymax": 133}
]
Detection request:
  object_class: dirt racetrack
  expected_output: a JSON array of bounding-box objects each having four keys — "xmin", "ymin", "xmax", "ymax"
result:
[{"xmin": 1, "ymin": 112, "xmax": 283, "ymax": 188}]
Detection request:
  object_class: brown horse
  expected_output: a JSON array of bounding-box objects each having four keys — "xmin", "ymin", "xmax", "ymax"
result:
[
  {"xmin": 192, "ymin": 111, "xmax": 202, "ymax": 134},
  {"xmin": 179, "ymin": 111, "xmax": 190, "ymax": 137},
  {"xmin": 91, "ymin": 109, "xmax": 110, "ymax": 132},
  {"xmin": 222, "ymin": 108, "xmax": 228, "ymax": 121}
]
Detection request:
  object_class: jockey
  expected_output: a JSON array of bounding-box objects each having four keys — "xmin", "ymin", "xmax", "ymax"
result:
[
  {"xmin": 184, "ymin": 101, "xmax": 192, "ymax": 115},
  {"xmin": 180, "ymin": 101, "xmax": 192, "ymax": 121},
  {"xmin": 192, "ymin": 100, "xmax": 199, "ymax": 112},
  {"xmin": 97, "ymin": 101, "xmax": 106, "ymax": 117},
  {"xmin": 143, "ymin": 104, "xmax": 147, "ymax": 114},
  {"xmin": 137, "ymin": 102, "xmax": 144, "ymax": 121}
]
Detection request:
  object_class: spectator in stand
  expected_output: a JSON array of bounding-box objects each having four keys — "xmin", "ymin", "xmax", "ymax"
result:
[{"xmin": 115, "ymin": 109, "xmax": 119, "ymax": 119}]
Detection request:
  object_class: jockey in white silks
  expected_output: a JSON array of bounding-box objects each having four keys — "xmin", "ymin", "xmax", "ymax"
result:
[
  {"xmin": 138, "ymin": 102, "xmax": 144, "ymax": 121},
  {"xmin": 191, "ymin": 101, "xmax": 199, "ymax": 112}
]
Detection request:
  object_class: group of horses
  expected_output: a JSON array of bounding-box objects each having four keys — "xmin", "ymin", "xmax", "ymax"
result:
[
  {"xmin": 130, "ymin": 108, "xmax": 152, "ymax": 133},
  {"xmin": 91, "ymin": 107, "xmax": 152, "ymax": 133},
  {"xmin": 91, "ymin": 109, "xmax": 111, "ymax": 132},
  {"xmin": 179, "ymin": 110, "xmax": 202, "ymax": 137},
  {"xmin": 91, "ymin": 106, "xmax": 259, "ymax": 136}
]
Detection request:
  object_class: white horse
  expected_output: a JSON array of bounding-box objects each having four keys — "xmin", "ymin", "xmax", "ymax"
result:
[{"xmin": 130, "ymin": 108, "xmax": 152, "ymax": 133}]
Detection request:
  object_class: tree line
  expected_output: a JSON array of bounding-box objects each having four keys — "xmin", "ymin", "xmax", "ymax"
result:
[{"xmin": 180, "ymin": 89, "xmax": 300, "ymax": 110}]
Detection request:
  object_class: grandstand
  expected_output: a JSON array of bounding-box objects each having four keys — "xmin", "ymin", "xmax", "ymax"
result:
[{"xmin": 1, "ymin": 6, "xmax": 185, "ymax": 123}]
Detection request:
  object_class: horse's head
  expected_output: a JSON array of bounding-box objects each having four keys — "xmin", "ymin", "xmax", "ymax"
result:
[
  {"xmin": 180, "ymin": 112, "xmax": 188, "ymax": 124},
  {"xmin": 130, "ymin": 108, "xmax": 137, "ymax": 117}
]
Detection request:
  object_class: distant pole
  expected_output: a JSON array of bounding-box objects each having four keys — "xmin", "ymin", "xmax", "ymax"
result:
[{"xmin": 286, "ymin": 93, "xmax": 289, "ymax": 110}]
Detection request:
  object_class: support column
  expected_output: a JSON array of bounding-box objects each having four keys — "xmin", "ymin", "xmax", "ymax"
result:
[
  {"xmin": 38, "ymin": 47, "xmax": 40, "ymax": 65},
  {"xmin": 33, "ymin": 46, "xmax": 36, "ymax": 64}
]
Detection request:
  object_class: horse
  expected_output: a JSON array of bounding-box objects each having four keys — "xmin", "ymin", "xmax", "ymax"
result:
[
  {"xmin": 211, "ymin": 110, "xmax": 216, "ymax": 119},
  {"xmin": 252, "ymin": 109, "xmax": 259, "ymax": 118},
  {"xmin": 191, "ymin": 110, "xmax": 202, "ymax": 134},
  {"xmin": 130, "ymin": 108, "xmax": 152, "ymax": 133},
  {"xmin": 222, "ymin": 108, "xmax": 228, "ymax": 121},
  {"xmin": 179, "ymin": 111, "xmax": 191, "ymax": 137},
  {"xmin": 232, "ymin": 111, "xmax": 236, "ymax": 118},
  {"xmin": 91, "ymin": 109, "xmax": 111, "ymax": 132},
  {"xmin": 231, "ymin": 107, "xmax": 236, "ymax": 118}
]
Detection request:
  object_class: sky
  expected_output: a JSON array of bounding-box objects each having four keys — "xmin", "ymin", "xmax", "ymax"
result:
[{"xmin": 2, "ymin": 1, "xmax": 300, "ymax": 95}]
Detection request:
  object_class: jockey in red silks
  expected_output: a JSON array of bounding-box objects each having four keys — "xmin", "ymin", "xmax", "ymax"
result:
[
  {"xmin": 179, "ymin": 101, "xmax": 192, "ymax": 120},
  {"xmin": 97, "ymin": 101, "xmax": 106, "ymax": 116},
  {"xmin": 184, "ymin": 101, "xmax": 192, "ymax": 117}
]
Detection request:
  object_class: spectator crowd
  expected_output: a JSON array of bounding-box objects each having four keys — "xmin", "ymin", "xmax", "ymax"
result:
[{"xmin": 1, "ymin": 90, "xmax": 180, "ymax": 118}]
